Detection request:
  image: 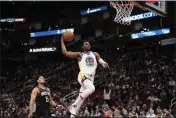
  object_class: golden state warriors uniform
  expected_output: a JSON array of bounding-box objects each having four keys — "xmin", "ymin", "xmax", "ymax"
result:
[
  {"xmin": 69, "ymin": 51, "xmax": 97, "ymax": 116},
  {"xmin": 78, "ymin": 51, "xmax": 97, "ymax": 83}
]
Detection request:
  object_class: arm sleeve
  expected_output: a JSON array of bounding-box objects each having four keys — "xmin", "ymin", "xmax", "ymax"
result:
[{"xmin": 99, "ymin": 58, "xmax": 106, "ymax": 65}]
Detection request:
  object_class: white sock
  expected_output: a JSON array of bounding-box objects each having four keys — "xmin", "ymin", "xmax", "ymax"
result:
[
  {"xmin": 70, "ymin": 79, "xmax": 95, "ymax": 115},
  {"xmin": 70, "ymin": 114, "xmax": 75, "ymax": 118},
  {"xmin": 71, "ymin": 95, "xmax": 84, "ymax": 110},
  {"xmin": 75, "ymin": 98, "xmax": 84, "ymax": 113}
]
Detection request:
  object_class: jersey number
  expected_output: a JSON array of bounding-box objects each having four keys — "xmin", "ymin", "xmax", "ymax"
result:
[
  {"xmin": 45, "ymin": 96, "xmax": 49, "ymax": 102},
  {"xmin": 85, "ymin": 57, "xmax": 94, "ymax": 67}
]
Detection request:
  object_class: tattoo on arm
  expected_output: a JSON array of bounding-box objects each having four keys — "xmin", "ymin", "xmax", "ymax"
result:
[
  {"xmin": 29, "ymin": 103, "xmax": 35, "ymax": 113},
  {"xmin": 29, "ymin": 88, "xmax": 38, "ymax": 114},
  {"xmin": 50, "ymin": 94, "xmax": 57, "ymax": 107}
]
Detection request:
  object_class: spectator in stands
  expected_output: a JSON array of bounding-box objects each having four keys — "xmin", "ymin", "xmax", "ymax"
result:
[
  {"xmin": 164, "ymin": 109, "xmax": 174, "ymax": 118},
  {"xmin": 103, "ymin": 88, "xmax": 111, "ymax": 105},
  {"xmin": 1, "ymin": 45, "xmax": 176, "ymax": 117},
  {"xmin": 84, "ymin": 107, "xmax": 90, "ymax": 116},
  {"xmin": 102, "ymin": 101, "xmax": 109, "ymax": 109},
  {"xmin": 169, "ymin": 77, "xmax": 176, "ymax": 87},
  {"xmin": 146, "ymin": 109, "xmax": 156, "ymax": 117}
]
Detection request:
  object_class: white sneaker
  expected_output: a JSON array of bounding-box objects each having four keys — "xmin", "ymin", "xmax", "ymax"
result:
[
  {"xmin": 69, "ymin": 106, "xmax": 77, "ymax": 116},
  {"xmin": 70, "ymin": 114, "xmax": 76, "ymax": 118}
]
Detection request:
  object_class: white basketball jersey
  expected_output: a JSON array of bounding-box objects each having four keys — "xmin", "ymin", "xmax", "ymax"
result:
[{"xmin": 78, "ymin": 51, "xmax": 97, "ymax": 76}]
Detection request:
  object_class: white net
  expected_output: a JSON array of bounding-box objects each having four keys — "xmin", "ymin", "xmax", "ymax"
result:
[{"xmin": 110, "ymin": 1, "xmax": 134, "ymax": 25}]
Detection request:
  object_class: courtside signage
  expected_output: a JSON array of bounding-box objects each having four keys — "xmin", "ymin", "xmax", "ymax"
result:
[
  {"xmin": 80, "ymin": 6, "xmax": 107, "ymax": 16},
  {"xmin": 0, "ymin": 18, "xmax": 25, "ymax": 22},
  {"xmin": 124, "ymin": 12, "xmax": 157, "ymax": 22},
  {"xmin": 130, "ymin": 12, "xmax": 157, "ymax": 21},
  {"xmin": 161, "ymin": 38, "xmax": 176, "ymax": 46},
  {"xmin": 30, "ymin": 28, "xmax": 74, "ymax": 38},
  {"xmin": 131, "ymin": 28, "xmax": 170, "ymax": 39},
  {"xmin": 29, "ymin": 47, "xmax": 56, "ymax": 52}
]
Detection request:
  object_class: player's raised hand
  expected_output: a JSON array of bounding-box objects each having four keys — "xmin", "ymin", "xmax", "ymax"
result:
[
  {"xmin": 61, "ymin": 36, "xmax": 64, "ymax": 42},
  {"xmin": 103, "ymin": 62, "xmax": 109, "ymax": 69}
]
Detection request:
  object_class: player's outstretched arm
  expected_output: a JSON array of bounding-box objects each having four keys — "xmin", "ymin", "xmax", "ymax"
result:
[
  {"xmin": 28, "ymin": 88, "xmax": 38, "ymax": 118},
  {"xmin": 61, "ymin": 37, "xmax": 81, "ymax": 58},
  {"xmin": 49, "ymin": 93, "xmax": 64, "ymax": 108},
  {"xmin": 94, "ymin": 52, "xmax": 109, "ymax": 68}
]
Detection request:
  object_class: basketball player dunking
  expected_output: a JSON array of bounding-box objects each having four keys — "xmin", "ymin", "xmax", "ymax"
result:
[
  {"xmin": 28, "ymin": 76, "xmax": 63, "ymax": 118},
  {"xmin": 61, "ymin": 38, "xmax": 109, "ymax": 117}
]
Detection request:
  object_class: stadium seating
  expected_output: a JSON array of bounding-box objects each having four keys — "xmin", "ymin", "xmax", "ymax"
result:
[{"xmin": 0, "ymin": 38, "xmax": 176, "ymax": 117}]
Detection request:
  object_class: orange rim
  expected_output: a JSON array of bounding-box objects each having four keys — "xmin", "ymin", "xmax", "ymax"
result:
[{"xmin": 115, "ymin": 3, "xmax": 134, "ymax": 7}]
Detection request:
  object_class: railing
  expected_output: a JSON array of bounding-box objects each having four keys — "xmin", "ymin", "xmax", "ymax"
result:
[
  {"xmin": 0, "ymin": 62, "xmax": 74, "ymax": 101},
  {"xmin": 24, "ymin": 61, "xmax": 74, "ymax": 84},
  {"xmin": 62, "ymin": 74, "xmax": 108, "ymax": 102},
  {"xmin": 22, "ymin": 62, "xmax": 74, "ymax": 91},
  {"xmin": 171, "ymin": 97, "xmax": 176, "ymax": 108},
  {"xmin": 0, "ymin": 66, "xmax": 108, "ymax": 102},
  {"xmin": 21, "ymin": 74, "xmax": 61, "ymax": 92}
]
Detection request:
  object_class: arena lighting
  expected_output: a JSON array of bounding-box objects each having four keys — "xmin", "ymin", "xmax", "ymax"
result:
[
  {"xmin": 80, "ymin": 6, "xmax": 107, "ymax": 16},
  {"xmin": 161, "ymin": 38, "xmax": 176, "ymax": 46},
  {"xmin": 131, "ymin": 28, "xmax": 170, "ymax": 39},
  {"xmin": 0, "ymin": 18, "xmax": 25, "ymax": 22},
  {"xmin": 29, "ymin": 47, "xmax": 56, "ymax": 53},
  {"xmin": 30, "ymin": 28, "xmax": 74, "ymax": 38}
]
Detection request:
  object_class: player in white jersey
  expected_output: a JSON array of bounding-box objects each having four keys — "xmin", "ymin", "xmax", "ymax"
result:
[{"xmin": 61, "ymin": 38, "xmax": 109, "ymax": 117}]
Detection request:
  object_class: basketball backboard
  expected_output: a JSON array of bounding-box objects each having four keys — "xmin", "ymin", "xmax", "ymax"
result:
[
  {"xmin": 109, "ymin": 1, "xmax": 167, "ymax": 25},
  {"xmin": 133, "ymin": 1, "xmax": 167, "ymax": 17}
]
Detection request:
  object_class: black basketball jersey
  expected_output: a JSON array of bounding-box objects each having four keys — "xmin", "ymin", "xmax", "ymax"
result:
[{"xmin": 36, "ymin": 87, "xmax": 51, "ymax": 112}]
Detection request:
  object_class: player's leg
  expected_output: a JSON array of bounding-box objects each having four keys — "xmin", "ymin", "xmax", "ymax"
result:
[
  {"xmin": 80, "ymin": 79, "xmax": 95, "ymax": 99},
  {"xmin": 75, "ymin": 86, "xmax": 85, "ymax": 113},
  {"xmin": 75, "ymin": 79, "xmax": 95, "ymax": 114},
  {"xmin": 69, "ymin": 76, "xmax": 84, "ymax": 116},
  {"xmin": 69, "ymin": 78, "xmax": 95, "ymax": 116},
  {"xmin": 69, "ymin": 86, "xmax": 85, "ymax": 117},
  {"xmin": 69, "ymin": 76, "xmax": 84, "ymax": 117}
]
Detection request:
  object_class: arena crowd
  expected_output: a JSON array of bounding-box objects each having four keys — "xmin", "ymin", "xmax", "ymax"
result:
[{"xmin": 0, "ymin": 42, "xmax": 176, "ymax": 118}]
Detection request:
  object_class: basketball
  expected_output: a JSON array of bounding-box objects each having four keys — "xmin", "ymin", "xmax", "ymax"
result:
[{"xmin": 62, "ymin": 30, "xmax": 74, "ymax": 41}]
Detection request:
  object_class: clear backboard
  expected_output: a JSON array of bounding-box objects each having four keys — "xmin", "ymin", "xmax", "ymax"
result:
[
  {"xmin": 134, "ymin": 1, "xmax": 167, "ymax": 17},
  {"xmin": 109, "ymin": 1, "xmax": 167, "ymax": 25}
]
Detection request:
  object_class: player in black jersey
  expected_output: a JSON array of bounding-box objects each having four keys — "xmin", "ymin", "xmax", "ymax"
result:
[{"xmin": 28, "ymin": 76, "xmax": 63, "ymax": 118}]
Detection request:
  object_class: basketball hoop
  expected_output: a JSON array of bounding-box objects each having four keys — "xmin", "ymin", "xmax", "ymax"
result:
[{"xmin": 109, "ymin": 1, "xmax": 134, "ymax": 25}]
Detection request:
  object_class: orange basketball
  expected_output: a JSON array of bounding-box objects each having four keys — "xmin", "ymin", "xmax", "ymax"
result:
[{"xmin": 62, "ymin": 30, "xmax": 74, "ymax": 41}]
